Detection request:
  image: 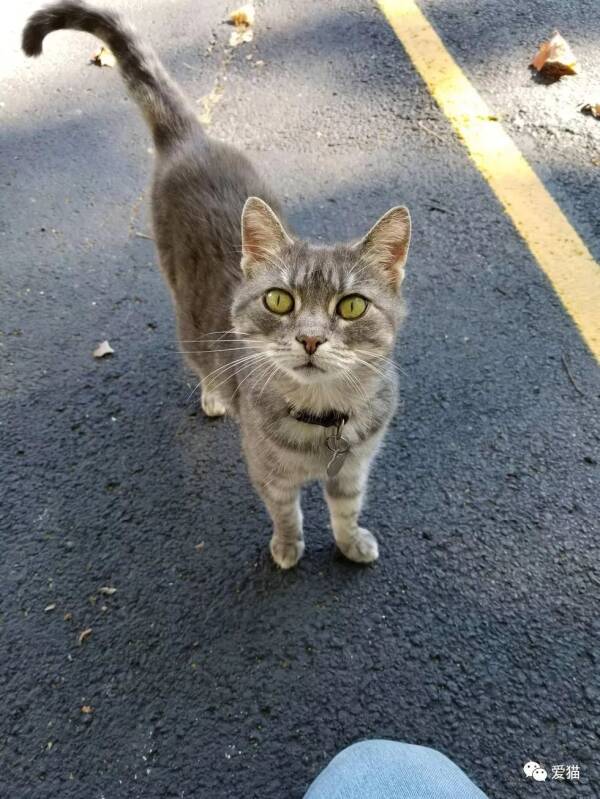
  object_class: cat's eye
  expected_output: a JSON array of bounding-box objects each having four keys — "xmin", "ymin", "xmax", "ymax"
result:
[
  {"xmin": 337, "ymin": 294, "xmax": 368, "ymax": 320},
  {"xmin": 264, "ymin": 289, "xmax": 294, "ymax": 315}
]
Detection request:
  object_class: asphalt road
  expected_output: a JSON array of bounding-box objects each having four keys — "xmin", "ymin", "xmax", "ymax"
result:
[{"xmin": 1, "ymin": 1, "xmax": 599, "ymax": 797}]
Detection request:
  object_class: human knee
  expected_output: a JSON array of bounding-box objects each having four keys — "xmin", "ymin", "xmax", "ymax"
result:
[{"xmin": 331, "ymin": 739, "xmax": 452, "ymax": 771}]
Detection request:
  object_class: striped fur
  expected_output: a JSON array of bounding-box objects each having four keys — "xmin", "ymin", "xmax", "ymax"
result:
[{"xmin": 22, "ymin": 2, "xmax": 411, "ymax": 568}]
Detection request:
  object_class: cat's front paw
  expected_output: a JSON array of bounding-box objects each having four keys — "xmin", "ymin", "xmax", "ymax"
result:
[
  {"xmin": 336, "ymin": 527, "xmax": 379, "ymax": 564},
  {"xmin": 270, "ymin": 536, "xmax": 305, "ymax": 570}
]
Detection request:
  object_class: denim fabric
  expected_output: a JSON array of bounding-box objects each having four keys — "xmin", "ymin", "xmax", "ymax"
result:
[{"xmin": 304, "ymin": 740, "xmax": 489, "ymax": 799}]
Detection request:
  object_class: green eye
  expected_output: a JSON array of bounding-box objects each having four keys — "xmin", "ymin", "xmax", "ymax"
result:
[
  {"xmin": 337, "ymin": 295, "xmax": 368, "ymax": 320},
  {"xmin": 264, "ymin": 289, "xmax": 294, "ymax": 315}
]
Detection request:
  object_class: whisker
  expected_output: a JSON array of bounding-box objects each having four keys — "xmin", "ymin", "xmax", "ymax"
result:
[
  {"xmin": 202, "ymin": 352, "xmax": 268, "ymax": 386},
  {"xmin": 324, "ymin": 352, "xmax": 370, "ymax": 403},
  {"xmin": 179, "ymin": 329, "xmax": 251, "ymax": 340},
  {"xmin": 208, "ymin": 353, "xmax": 272, "ymax": 396},
  {"xmin": 187, "ymin": 381, "xmax": 202, "ymax": 403},
  {"xmin": 229, "ymin": 357, "xmax": 274, "ymax": 399},
  {"xmin": 355, "ymin": 349, "xmax": 409, "ymax": 378},
  {"xmin": 178, "ymin": 338, "xmax": 261, "ymax": 343},
  {"xmin": 342, "ymin": 367, "xmax": 368, "ymax": 402},
  {"xmin": 258, "ymin": 362, "xmax": 281, "ymax": 398},
  {"xmin": 352, "ymin": 355, "xmax": 392, "ymax": 383},
  {"xmin": 178, "ymin": 346, "xmax": 260, "ymax": 354}
]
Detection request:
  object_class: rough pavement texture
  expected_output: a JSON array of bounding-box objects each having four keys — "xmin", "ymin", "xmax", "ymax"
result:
[{"xmin": 1, "ymin": 1, "xmax": 599, "ymax": 797}]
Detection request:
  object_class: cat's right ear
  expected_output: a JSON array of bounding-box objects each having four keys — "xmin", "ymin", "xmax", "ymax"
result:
[{"xmin": 241, "ymin": 197, "xmax": 292, "ymax": 276}]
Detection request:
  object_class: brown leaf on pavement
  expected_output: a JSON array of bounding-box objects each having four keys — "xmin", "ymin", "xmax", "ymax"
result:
[
  {"xmin": 78, "ymin": 627, "xmax": 92, "ymax": 645},
  {"xmin": 93, "ymin": 340, "xmax": 114, "ymax": 358},
  {"xmin": 581, "ymin": 103, "xmax": 600, "ymax": 119},
  {"xmin": 90, "ymin": 46, "xmax": 116, "ymax": 68},
  {"xmin": 227, "ymin": 3, "xmax": 255, "ymax": 47},
  {"xmin": 227, "ymin": 4, "xmax": 255, "ymax": 28},
  {"xmin": 229, "ymin": 28, "xmax": 254, "ymax": 47},
  {"xmin": 531, "ymin": 31, "xmax": 578, "ymax": 77}
]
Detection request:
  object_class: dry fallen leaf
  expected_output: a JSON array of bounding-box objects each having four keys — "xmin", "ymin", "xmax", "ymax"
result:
[
  {"xmin": 228, "ymin": 3, "xmax": 255, "ymax": 28},
  {"xmin": 93, "ymin": 340, "xmax": 114, "ymax": 358},
  {"xmin": 78, "ymin": 627, "xmax": 92, "ymax": 645},
  {"xmin": 44, "ymin": 603, "xmax": 56, "ymax": 612},
  {"xmin": 531, "ymin": 31, "xmax": 578, "ymax": 77},
  {"xmin": 81, "ymin": 705, "xmax": 94, "ymax": 714},
  {"xmin": 198, "ymin": 85, "xmax": 225, "ymax": 126},
  {"xmin": 581, "ymin": 103, "xmax": 600, "ymax": 119},
  {"xmin": 90, "ymin": 46, "xmax": 116, "ymax": 68},
  {"xmin": 229, "ymin": 27, "xmax": 253, "ymax": 47},
  {"xmin": 99, "ymin": 586, "xmax": 117, "ymax": 596},
  {"xmin": 195, "ymin": 542, "xmax": 205, "ymax": 552},
  {"xmin": 227, "ymin": 3, "xmax": 255, "ymax": 47}
]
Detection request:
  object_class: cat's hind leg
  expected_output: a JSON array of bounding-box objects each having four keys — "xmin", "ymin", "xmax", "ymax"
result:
[
  {"xmin": 200, "ymin": 377, "xmax": 228, "ymax": 417},
  {"xmin": 176, "ymin": 316, "xmax": 230, "ymax": 418}
]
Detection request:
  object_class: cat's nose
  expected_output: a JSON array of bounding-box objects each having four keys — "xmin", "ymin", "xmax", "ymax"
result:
[{"xmin": 296, "ymin": 335, "xmax": 326, "ymax": 355}]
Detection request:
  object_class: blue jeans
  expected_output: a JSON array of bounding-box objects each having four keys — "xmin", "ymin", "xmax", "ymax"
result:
[{"xmin": 304, "ymin": 740, "xmax": 489, "ymax": 799}]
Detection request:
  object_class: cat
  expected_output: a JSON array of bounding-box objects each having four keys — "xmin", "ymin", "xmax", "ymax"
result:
[{"xmin": 22, "ymin": 1, "xmax": 411, "ymax": 569}]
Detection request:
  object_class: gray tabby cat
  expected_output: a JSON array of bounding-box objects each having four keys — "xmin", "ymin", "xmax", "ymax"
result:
[{"xmin": 23, "ymin": 1, "xmax": 411, "ymax": 569}]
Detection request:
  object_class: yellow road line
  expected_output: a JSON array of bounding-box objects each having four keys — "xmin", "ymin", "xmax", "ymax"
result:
[{"xmin": 378, "ymin": 0, "xmax": 600, "ymax": 362}]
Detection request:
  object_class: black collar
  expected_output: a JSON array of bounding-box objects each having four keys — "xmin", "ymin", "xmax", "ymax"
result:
[{"xmin": 288, "ymin": 408, "xmax": 349, "ymax": 428}]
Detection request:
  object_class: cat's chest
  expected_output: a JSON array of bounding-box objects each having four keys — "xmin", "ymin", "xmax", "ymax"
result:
[
  {"xmin": 270, "ymin": 417, "xmax": 354, "ymax": 478},
  {"xmin": 276, "ymin": 415, "xmax": 377, "ymax": 465}
]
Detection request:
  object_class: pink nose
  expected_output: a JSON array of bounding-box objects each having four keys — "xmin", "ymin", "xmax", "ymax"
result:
[{"xmin": 297, "ymin": 335, "xmax": 325, "ymax": 355}]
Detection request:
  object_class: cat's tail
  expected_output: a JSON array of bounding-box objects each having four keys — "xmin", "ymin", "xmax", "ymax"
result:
[{"xmin": 22, "ymin": 0, "xmax": 200, "ymax": 150}]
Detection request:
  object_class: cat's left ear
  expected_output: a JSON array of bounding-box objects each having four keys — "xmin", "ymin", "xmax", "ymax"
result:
[
  {"xmin": 355, "ymin": 206, "xmax": 411, "ymax": 288},
  {"xmin": 241, "ymin": 197, "xmax": 292, "ymax": 275}
]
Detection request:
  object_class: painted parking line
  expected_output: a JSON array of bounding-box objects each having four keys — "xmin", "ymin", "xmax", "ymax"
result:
[{"xmin": 378, "ymin": 0, "xmax": 600, "ymax": 363}]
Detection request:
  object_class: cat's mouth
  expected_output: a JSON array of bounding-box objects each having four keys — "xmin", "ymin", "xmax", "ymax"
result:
[{"xmin": 294, "ymin": 362, "xmax": 325, "ymax": 372}]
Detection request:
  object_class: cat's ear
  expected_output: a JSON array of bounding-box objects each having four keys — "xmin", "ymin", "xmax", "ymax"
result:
[
  {"xmin": 241, "ymin": 197, "xmax": 292, "ymax": 274},
  {"xmin": 355, "ymin": 206, "xmax": 411, "ymax": 288}
]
